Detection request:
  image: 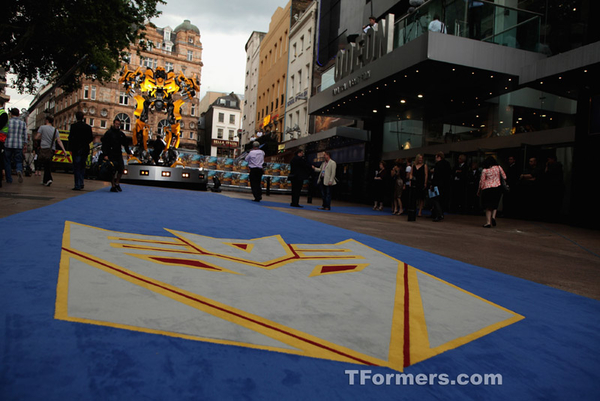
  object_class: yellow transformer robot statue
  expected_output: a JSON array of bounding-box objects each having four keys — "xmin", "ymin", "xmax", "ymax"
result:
[{"xmin": 118, "ymin": 65, "xmax": 200, "ymax": 166}]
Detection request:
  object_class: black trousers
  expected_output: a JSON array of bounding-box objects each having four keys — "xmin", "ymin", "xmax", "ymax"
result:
[
  {"xmin": 249, "ymin": 168, "xmax": 263, "ymax": 201},
  {"xmin": 290, "ymin": 176, "xmax": 303, "ymax": 205}
]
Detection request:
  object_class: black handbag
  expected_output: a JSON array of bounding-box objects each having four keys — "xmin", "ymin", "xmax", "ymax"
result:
[
  {"xmin": 499, "ymin": 167, "xmax": 510, "ymax": 193},
  {"xmin": 98, "ymin": 159, "xmax": 115, "ymax": 181}
]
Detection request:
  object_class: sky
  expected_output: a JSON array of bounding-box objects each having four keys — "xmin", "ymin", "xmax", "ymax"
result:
[{"xmin": 4, "ymin": 0, "xmax": 289, "ymax": 111}]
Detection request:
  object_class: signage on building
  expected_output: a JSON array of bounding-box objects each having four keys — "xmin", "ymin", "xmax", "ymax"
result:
[
  {"xmin": 287, "ymin": 89, "xmax": 309, "ymax": 107},
  {"xmin": 332, "ymin": 71, "xmax": 371, "ymax": 96},
  {"xmin": 211, "ymin": 139, "xmax": 239, "ymax": 148},
  {"xmin": 333, "ymin": 14, "xmax": 395, "ymax": 84}
]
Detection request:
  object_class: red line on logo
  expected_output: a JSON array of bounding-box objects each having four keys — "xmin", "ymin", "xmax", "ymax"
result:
[
  {"xmin": 403, "ymin": 262, "xmax": 410, "ymax": 368},
  {"xmin": 63, "ymin": 247, "xmax": 375, "ymax": 366}
]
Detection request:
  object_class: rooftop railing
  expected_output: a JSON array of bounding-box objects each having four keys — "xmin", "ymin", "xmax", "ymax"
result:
[{"xmin": 393, "ymin": 0, "xmax": 542, "ymax": 52}]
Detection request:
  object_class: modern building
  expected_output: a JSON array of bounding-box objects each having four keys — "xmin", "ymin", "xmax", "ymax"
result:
[
  {"xmin": 283, "ymin": 0, "xmax": 318, "ymax": 142},
  {"xmin": 199, "ymin": 92, "xmax": 243, "ymax": 157},
  {"xmin": 279, "ymin": 0, "xmax": 599, "ymax": 226},
  {"xmin": 242, "ymin": 31, "xmax": 267, "ymax": 146},
  {"xmin": 29, "ymin": 20, "xmax": 203, "ymax": 149},
  {"xmin": 255, "ymin": 1, "xmax": 292, "ymax": 145}
]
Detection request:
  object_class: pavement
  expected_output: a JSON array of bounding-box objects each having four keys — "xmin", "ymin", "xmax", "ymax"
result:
[
  {"xmin": 5, "ymin": 172, "xmax": 594, "ymax": 300},
  {"xmin": 1, "ymin": 171, "xmax": 599, "ymax": 400}
]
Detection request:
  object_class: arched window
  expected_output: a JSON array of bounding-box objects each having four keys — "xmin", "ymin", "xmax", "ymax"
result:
[
  {"xmin": 158, "ymin": 119, "xmax": 170, "ymax": 135},
  {"xmin": 115, "ymin": 113, "xmax": 131, "ymax": 132}
]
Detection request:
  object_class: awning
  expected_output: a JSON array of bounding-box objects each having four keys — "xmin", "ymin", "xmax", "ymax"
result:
[{"xmin": 283, "ymin": 126, "xmax": 369, "ymax": 149}]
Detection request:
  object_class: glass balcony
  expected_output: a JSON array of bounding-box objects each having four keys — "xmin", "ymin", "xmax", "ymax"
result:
[{"xmin": 394, "ymin": 0, "xmax": 542, "ymax": 53}]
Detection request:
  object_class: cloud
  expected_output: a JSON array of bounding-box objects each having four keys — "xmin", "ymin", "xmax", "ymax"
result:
[{"xmin": 153, "ymin": 0, "xmax": 289, "ymax": 98}]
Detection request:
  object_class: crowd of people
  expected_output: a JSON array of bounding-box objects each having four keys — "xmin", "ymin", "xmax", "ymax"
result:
[
  {"xmin": 1, "ymin": 98, "xmax": 129, "ymax": 192},
  {"xmin": 365, "ymin": 152, "xmax": 565, "ymax": 226}
]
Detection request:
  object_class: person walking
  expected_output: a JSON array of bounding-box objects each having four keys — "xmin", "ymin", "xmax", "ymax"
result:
[
  {"xmin": 313, "ymin": 151, "xmax": 337, "ymax": 211},
  {"xmin": 478, "ymin": 156, "xmax": 507, "ymax": 228},
  {"xmin": 245, "ymin": 141, "xmax": 265, "ymax": 202},
  {"xmin": 37, "ymin": 116, "xmax": 66, "ymax": 186},
  {"xmin": 0, "ymin": 100, "xmax": 8, "ymax": 187},
  {"xmin": 101, "ymin": 118, "xmax": 132, "ymax": 192},
  {"xmin": 289, "ymin": 149, "xmax": 309, "ymax": 207},
  {"xmin": 68, "ymin": 111, "xmax": 93, "ymax": 190},
  {"xmin": 4, "ymin": 108, "xmax": 27, "ymax": 184}
]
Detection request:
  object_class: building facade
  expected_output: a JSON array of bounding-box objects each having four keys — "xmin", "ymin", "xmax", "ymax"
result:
[
  {"xmin": 30, "ymin": 20, "xmax": 203, "ymax": 149},
  {"xmin": 255, "ymin": 2, "xmax": 292, "ymax": 144},
  {"xmin": 242, "ymin": 31, "xmax": 267, "ymax": 146},
  {"xmin": 283, "ymin": 0, "xmax": 318, "ymax": 142},
  {"xmin": 200, "ymin": 93, "xmax": 243, "ymax": 157},
  {"xmin": 283, "ymin": 0, "xmax": 600, "ymax": 226}
]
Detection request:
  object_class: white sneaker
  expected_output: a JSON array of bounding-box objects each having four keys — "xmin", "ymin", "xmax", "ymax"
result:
[
  {"xmin": 45, "ymin": 180, "xmax": 53, "ymax": 186},
  {"xmin": 18, "ymin": 171, "xmax": 23, "ymax": 183}
]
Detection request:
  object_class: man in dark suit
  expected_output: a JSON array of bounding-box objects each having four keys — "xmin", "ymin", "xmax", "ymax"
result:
[
  {"xmin": 289, "ymin": 149, "xmax": 309, "ymax": 207},
  {"xmin": 68, "ymin": 111, "xmax": 94, "ymax": 190},
  {"xmin": 431, "ymin": 151, "xmax": 452, "ymax": 222},
  {"xmin": 451, "ymin": 154, "xmax": 469, "ymax": 214}
]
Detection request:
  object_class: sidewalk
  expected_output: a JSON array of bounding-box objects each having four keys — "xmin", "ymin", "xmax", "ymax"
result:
[{"xmin": 2, "ymin": 172, "xmax": 599, "ymax": 301}]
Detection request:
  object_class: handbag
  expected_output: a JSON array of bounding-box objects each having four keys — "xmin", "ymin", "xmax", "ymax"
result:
[
  {"xmin": 98, "ymin": 159, "xmax": 115, "ymax": 181},
  {"xmin": 499, "ymin": 167, "xmax": 510, "ymax": 193},
  {"xmin": 38, "ymin": 148, "xmax": 54, "ymax": 163},
  {"xmin": 38, "ymin": 128, "xmax": 58, "ymax": 163}
]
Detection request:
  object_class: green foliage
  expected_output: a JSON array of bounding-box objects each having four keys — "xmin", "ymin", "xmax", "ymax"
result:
[{"xmin": 1, "ymin": 0, "xmax": 164, "ymax": 94}]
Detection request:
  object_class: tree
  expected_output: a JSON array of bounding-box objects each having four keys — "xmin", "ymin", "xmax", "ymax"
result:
[{"xmin": 1, "ymin": 0, "xmax": 164, "ymax": 94}]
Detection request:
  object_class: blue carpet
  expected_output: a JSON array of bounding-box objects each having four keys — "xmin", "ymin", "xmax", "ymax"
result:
[{"xmin": 1, "ymin": 185, "xmax": 599, "ymax": 400}]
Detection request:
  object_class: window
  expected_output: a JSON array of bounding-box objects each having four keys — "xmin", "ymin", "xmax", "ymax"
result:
[
  {"xmin": 165, "ymin": 43, "xmax": 172, "ymax": 52},
  {"xmin": 292, "ymin": 43, "xmax": 297, "ymax": 58},
  {"xmin": 100, "ymin": 120, "xmax": 107, "ymax": 129},
  {"xmin": 164, "ymin": 29, "xmax": 171, "ymax": 42},
  {"xmin": 83, "ymin": 86, "xmax": 89, "ymax": 99},
  {"xmin": 91, "ymin": 86, "xmax": 96, "ymax": 100},
  {"xmin": 218, "ymin": 113, "xmax": 224, "ymax": 123},
  {"xmin": 89, "ymin": 118, "xmax": 94, "ymax": 127},
  {"xmin": 190, "ymin": 132, "xmax": 194, "ymax": 139},
  {"xmin": 217, "ymin": 128, "xmax": 223, "ymax": 139},
  {"xmin": 158, "ymin": 119, "xmax": 170, "ymax": 135},
  {"xmin": 180, "ymin": 121, "xmax": 185, "ymax": 128},
  {"xmin": 298, "ymin": 70, "xmax": 302, "ymax": 92},
  {"xmin": 165, "ymin": 62, "xmax": 173, "ymax": 72},
  {"xmin": 115, "ymin": 113, "xmax": 131, "ymax": 131},
  {"xmin": 119, "ymin": 92, "xmax": 129, "ymax": 105},
  {"xmin": 300, "ymin": 36, "xmax": 304, "ymax": 52},
  {"xmin": 188, "ymin": 36, "xmax": 194, "ymax": 44},
  {"xmin": 229, "ymin": 130, "xmax": 234, "ymax": 140},
  {"xmin": 229, "ymin": 114, "xmax": 235, "ymax": 124},
  {"xmin": 191, "ymin": 104, "xmax": 196, "ymax": 116},
  {"xmin": 187, "ymin": 50, "xmax": 193, "ymax": 61},
  {"xmin": 291, "ymin": 75, "xmax": 295, "ymax": 95}
]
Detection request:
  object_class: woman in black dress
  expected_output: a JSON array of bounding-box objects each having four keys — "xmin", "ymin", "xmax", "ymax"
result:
[{"xmin": 410, "ymin": 154, "xmax": 428, "ymax": 217}]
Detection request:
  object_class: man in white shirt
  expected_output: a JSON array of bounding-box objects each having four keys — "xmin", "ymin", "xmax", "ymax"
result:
[
  {"xmin": 428, "ymin": 15, "xmax": 447, "ymax": 33},
  {"xmin": 245, "ymin": 141, "xmax": 265, "ymax": 202}
]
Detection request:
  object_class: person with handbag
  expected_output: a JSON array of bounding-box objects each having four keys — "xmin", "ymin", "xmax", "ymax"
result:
[
  {"xmin": 477, "ymin": 156, "xmax": 507, "ymax": 228},
  {"xmin": 37, "ymin": 115, "xmax": 66, "ymax": 186}
]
